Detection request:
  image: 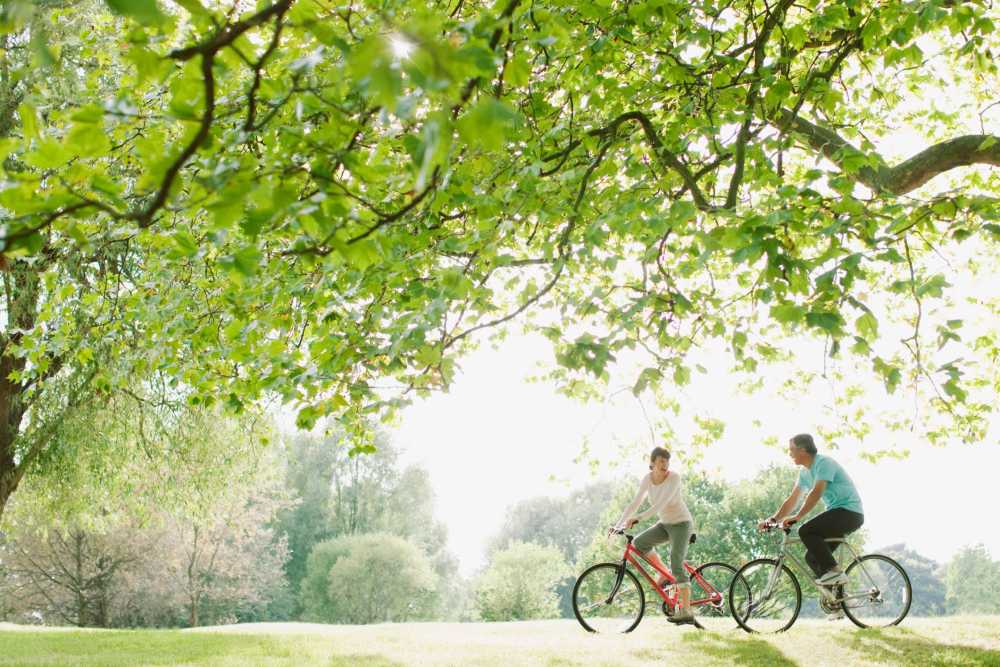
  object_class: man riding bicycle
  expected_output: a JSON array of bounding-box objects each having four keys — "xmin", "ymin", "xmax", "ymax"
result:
[{"xmin": 760, "ymin": 433, "xmax": 864, "ymax": 619}]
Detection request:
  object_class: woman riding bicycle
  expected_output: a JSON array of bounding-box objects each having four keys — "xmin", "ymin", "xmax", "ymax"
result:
[{"xmin": 613, "ymin": 446, "xmax": 695, "ymax": 623}]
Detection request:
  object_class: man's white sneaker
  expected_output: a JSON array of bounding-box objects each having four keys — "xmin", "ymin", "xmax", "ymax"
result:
[
  {"xmin": 826, "ymin": 609, "xmax": 845, "ymax": 621},
  {"xmin": 815, "ymin": 569, "xmax": 848, "ymax": 586}
]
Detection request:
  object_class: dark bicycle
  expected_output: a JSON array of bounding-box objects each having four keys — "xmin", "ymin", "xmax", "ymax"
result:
[{"xmin": 729, "ymin": 520, "xmax": 912, "ymax": 633}]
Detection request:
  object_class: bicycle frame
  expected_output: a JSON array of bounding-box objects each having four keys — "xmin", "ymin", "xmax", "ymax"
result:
[
  {"xmin": 617, "ymin": 540, "xmax": 724, "ymax": 610},
  {"xmin": 762, "ymin": 529, "xmax": 882, "ymax": 607}
]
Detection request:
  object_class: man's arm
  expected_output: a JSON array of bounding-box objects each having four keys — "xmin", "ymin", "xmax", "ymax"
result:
[
  {"xmin": 782, "ymin": 480, "xmax": 828, "ymax": 527},
  {"xmin": 759, "ymin": 483, "xmax": 802, "ymax": 529}
]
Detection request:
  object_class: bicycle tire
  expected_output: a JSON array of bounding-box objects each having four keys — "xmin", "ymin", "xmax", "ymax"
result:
[
  {"xmin": 841, "ymin": 554, "xmax": 912, "ymax": 628},
  {"xmin": 729, "ymin": 558, "xmax": 802, "ymax": 634},
  {"xmin": 572, "ymin": 562, "xmax": 645, "ymax": 633},
  {"xmin": 690, "ymin": 561, "xmax": 743, "ymax": 631}
]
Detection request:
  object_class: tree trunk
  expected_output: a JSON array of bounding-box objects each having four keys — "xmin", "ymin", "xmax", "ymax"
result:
[
  {"xmin": 0, "ymin": 261, "xmax": 41, "ymax": 522},
  {"xmin": 74, "ymin": 532, "xmax": 87, "ymax": 627},
  {"xmin": 0, "ymin": 353, "xmax": 27, "ymax": 522},
  {"xmin": 188, "ymin": 592, "xmax": 200, "ymax": 627}
]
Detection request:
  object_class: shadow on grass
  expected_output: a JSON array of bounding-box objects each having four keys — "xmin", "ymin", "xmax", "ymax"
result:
[
  {"xmin": 674, "ymin": 631, "xmax": 798, "ymax": 667},
  {"xmin": 0, "ymin": 630, "xmax": 404, "ymax": 667},
  {"xmin": 838, "ymin": 627, "xmax": 1000, "ymax": 667}
]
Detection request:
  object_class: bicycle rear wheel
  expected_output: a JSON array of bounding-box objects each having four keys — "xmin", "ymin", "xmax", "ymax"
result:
[
  {"xmin": 572, "ymin": 562, "xmax": 645, "ymax": 633},
  {"xmin": 841, "ymin": 554, "xmax": 911, "ymax": 628},
  {"xmin": 729, "ymin": 558, "xmax": 801, "ymax": 634},
  {"xmin": 690, "ymin": 562, "xmax": 743, "ymax": 632}
]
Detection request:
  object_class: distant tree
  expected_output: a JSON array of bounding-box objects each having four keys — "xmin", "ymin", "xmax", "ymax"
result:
[
  {"xmin": 945, "ymin": 544, "xmax": 1000, "ymax": 615},
  {"xmin": 300, "ymin": 533, "xmax": 437, "ymax": 624},
  {"xmin": 0, "ymin": 405, "xmax": 291, "ymax": 628},
  {"xmin": 475, "ymin": 542, "xmax": 569, "ymax": 621},
  {"xmin": 274, "ymin": 430, "xmax": 459, "ymax": 618},
  {"xmin": 693, "ymin": 466, "xmax": 801, "ymax": 567},
  {"xmin": 880, "ymin": 543, "xmax": 946, "ymax": 616},
  {"xmin": 273, "ymin": 433, "xmax": 341, "ymax": 599},
  {"xmin": 489, "ymin": 481, "xmax": 617, "ymax": 565},
  {"xmin": 160, "ymin": 476, "xmax": 292, "ymax": 628},
  {"xmin": 0, "ymin": 519, "xmax": 153, "ymax": 627},
  {"xmin": 486, "ymin": 481, "xmax": 616, "ymax": 618}
]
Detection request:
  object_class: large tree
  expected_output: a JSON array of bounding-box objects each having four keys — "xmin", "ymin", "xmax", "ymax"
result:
[{"xmin": 1, "ymin": 0, "xmax": 999, "ymax": 517}]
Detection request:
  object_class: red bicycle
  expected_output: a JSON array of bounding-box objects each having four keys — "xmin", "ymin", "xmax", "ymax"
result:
[{"xmin": 572, "ymin": 528, "xmax": 745, "ymax": 632}]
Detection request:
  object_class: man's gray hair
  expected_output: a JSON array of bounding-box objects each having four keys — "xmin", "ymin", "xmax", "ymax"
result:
[{"xmin": 791, "ymin": 433, "xmax": 817, "ymax": 455}]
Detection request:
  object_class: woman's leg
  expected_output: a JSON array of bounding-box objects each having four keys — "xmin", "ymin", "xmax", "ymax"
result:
[
  {"xmin": 665, "ymin": 521, "xmax": 694, "ymax": 621},
  {"xmin": 633, "ymin": 523, "xmax": 672, "ymax": 585}
]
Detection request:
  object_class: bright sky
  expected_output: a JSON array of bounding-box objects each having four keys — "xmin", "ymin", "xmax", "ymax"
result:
[{"xmin": 393, "ymin": 332, "xmax": 1000, "ymax": 578}]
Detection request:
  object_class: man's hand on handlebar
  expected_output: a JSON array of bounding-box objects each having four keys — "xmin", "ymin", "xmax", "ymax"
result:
[{"xmin": 758, "ymin": 517, "xmax": 797, "ymax": 532}]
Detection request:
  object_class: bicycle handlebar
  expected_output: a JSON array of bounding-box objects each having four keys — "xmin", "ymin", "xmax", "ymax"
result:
[
  {"xmin": 762, "ymin": 519, "xmax": 796, "ymax": 534},
  {"xmin": 607, "ymin": 527, "xmax": 698, "ymax": 544}
]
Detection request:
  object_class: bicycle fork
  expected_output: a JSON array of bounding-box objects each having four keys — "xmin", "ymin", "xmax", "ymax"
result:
[{"xmin": 603, "ymin": 560, "xmax": 628, "ymax": 605}]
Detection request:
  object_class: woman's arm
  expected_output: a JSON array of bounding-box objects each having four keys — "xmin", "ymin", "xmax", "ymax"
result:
[{"xmin": 615, "ymin": 476, "xmax": 649, "ymax": 528}]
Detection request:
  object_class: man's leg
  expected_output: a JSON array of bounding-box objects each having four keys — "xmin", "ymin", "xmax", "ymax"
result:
[{"xmin": 799, "ymin": 510, "xmax": 864, "ymax": 579}]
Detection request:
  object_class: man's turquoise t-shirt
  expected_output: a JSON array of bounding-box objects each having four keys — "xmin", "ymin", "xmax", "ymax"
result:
[{"xmin": 797, "ymin": 454, "xmax": 863, "ymax": 514}]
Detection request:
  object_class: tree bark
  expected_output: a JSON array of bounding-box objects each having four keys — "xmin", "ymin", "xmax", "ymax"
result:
[
  {"xmin": 774, "ymin": 108, "xmax": 1000, "ymax": 195},
  {"xmin": 0, "ymin": 261, "xmax": 40, "ymax": 521}
]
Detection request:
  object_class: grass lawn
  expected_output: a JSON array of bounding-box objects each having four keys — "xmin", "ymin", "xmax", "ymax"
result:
[{"xmin": 1, "ymin": 616, "xmax": 999, "ymax": 666}]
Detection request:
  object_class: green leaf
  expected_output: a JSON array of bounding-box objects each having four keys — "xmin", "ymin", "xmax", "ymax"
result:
[
  {"xmin": 173, "ymin": 0, "xmax": 209, "ymax": 16},
  {"xmin": 18, "ymin": 103, "xmax": 39, "ymax": 142},
  {"xmin": 67, "ymin": 122, "xmax": 111, "ymax": 157},
  {"xmin": 505, "ymin": 52, "xmax": 531, "ymax": 87},
  {"xmin": 771, "ymin": 303, "xmax": 805, "ymax": 324},
  {"xmin": 341, "ymin": 239, "xmax": 380, "ymax": 270},
  {"xmin": 855, "ymin": 312, "xmax": 878, "ymax": 340},
  {"xmin": 23, "ymin": 138, "xmax": 71, "ymax": 168},
  {"xmin": 977, "ymin": 136, "xmax": 997, "ymax": 151},
  {"xmin": 414, "ymin": 345, "xmax": 441, "ymax": 366},
  {"xmin": 457, "ymin": 99, "xmax": 521, "ymax": 151},
  {"xmin": 172, "ymin": 231, "xmax": 199, "ymax": 258},
  {"xmin": 632, "ymin": 367, "xmax": 662, "ymax": 395},
  {"xmin": 104, "ymin": 0, "xmax": 166, "ymax": 25},
  {"xmin": 805, "ymin": 311, "xmax": 843, "ymax": 333},
  {"xmin": 915, "ymin": 274, "xmax": 949, "ymax": 298},
  {"xmin": 2, "ymin": 231, "xmax": 45, "ymax": 256}
]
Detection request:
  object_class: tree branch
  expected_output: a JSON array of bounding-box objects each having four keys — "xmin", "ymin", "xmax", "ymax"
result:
[{"xmin": 774, "ymin": 108, "xmax": 1000, "ymax": 195}]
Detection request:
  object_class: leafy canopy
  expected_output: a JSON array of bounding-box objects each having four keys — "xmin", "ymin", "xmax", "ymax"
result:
[{"xmin": 1, "ymin": 0, "xmax": 999, "ymax": 446}]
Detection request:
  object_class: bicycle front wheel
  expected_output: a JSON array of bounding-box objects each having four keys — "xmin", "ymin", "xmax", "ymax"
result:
[
  {"xmin": 690, "ymin": 562, "xmax": 743, "ymax": 632},
  {"xmin": 729, "ymin": 558, "xmax": 802, "ymax": 634},
  {"xmin": 841, "ymin": 554, "xmax": 912, "ymax": 628},
  {"xmin": 572, "ymin": 562, "xmax": 645, "ymax": 633}
]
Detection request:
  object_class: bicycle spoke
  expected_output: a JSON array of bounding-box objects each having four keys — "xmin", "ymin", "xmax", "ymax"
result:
[
  {"xmin": 573, "ymin": 563, "xmax": 645, "ymax": 633},
  {"xmin": 729, "ymin": 559, "xmax": 801, "ymax": 634},
  {"xmin": 691, "ymin": 562, "xmax": 742, "ymax": 631},
  {"xmin": 841, "ymin": 555, "xmax": 911, "ymax": 629}
]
